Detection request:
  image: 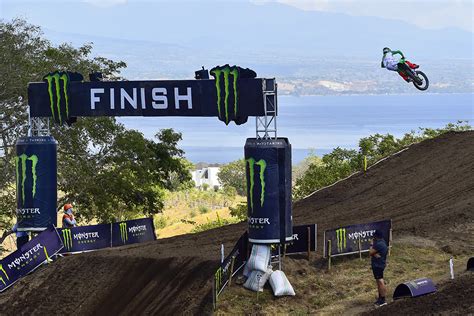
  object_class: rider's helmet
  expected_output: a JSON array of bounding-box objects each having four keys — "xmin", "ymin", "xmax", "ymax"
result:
[
  {"xmin": 383, "ymin": 47, "xmax": 391, "ymax": 54},
  {"xmin": 63, "ymin": 203, "xmax": 73, "ymax": 212}
]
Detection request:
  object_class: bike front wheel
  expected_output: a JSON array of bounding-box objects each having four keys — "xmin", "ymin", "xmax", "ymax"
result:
[{"xmin": 413, "ymin": 71, "xmax": 429, "ymax": 91}]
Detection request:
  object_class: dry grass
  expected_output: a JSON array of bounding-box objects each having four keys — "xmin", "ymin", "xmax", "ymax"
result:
[{"xmin": 216, "ymin": 238, "xmax": 470, "ymax": 315}]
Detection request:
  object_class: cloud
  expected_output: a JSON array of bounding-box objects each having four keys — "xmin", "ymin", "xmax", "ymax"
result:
[{"xmin": 274, "ymin": 0, "xmax": 473, "ymax": 32}]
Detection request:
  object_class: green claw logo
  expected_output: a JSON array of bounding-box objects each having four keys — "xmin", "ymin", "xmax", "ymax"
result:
[
  {"xmin": 43, "ymin": 71, "xmax": 70, "ymax": 125},
  {"xmin": 0, "ymin": 264, "xmax": 9, "ymax": 287},
  {"xmin": 62, "ymin": 229, "xmax": 73, "ymax": 251},
  {"xmin": 210, "ymin": 65, "xmax": 240, "ymax": 125},
  {"xmin": 15, "ymin": 154, "xmax": 39, "ymax": 205},
  {"xmin": 246, "ymin": 157, "xmax": 267, "ymax": 213},
  {"xmin": 336, "ymin": 228, "xmax": 347, "ymax": 252},
  {"xmin": 120, "ymin": 222, "xmax": 128, "ymax": 243}
]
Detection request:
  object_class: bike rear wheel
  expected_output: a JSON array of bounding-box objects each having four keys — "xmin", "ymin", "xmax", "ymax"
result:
[{"xmin": 413, "ymin": 71, "xmax": 429, "ymax": 91}]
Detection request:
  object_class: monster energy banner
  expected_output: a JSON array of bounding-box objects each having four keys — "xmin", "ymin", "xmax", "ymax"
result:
[
  {"xmin": 15, "ymin": 136, "xmax": 57, "ymax": 231},
  {"xmin": 28, "ymin": 66, "xmax": 268, "ymax": 125},
  {"xmin": 214, "ymin": 231, "xmax": 248, "ymax": 300},
  {"xmin": 111, "ymin": 218, "xmax": 156, "ymax": 247},
  {"xmin": 0, "ymin": 226, "xmax": 63, "ymax": 293},
  {"xmin": 285, "ymin": 224, "xmax": 317, "ymax": 254},
  {"xmin": 58, "ymin": 224, "xmax": 111, "ymax": 254},
  {"xmin": 324, "ymin": 220, "xmax": 391, "ymax": 257},
  {"xmin": 244, "ymin": 138, "xmax": 292, "ymax": 244}
]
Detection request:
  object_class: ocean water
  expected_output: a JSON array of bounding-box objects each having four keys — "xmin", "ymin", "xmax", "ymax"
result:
[{"xmin": 118, "ymin": 93, "xmax": 473, "ymax": 164}]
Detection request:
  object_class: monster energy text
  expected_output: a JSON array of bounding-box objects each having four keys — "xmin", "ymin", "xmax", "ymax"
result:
[
  {"xmin": 15, "ymin": 154, "xmax": 39, "ymax": 206},
  {"xmin": 246, "ymin": 158, "xmax": 267, "ymax": 213},
  {"xmin": 336, "ymin": 228, "xmax": 347, "ymax": 253},
  {"xmin": 210, "ymin": 65, "xmax": 239, "ymax": 125}
]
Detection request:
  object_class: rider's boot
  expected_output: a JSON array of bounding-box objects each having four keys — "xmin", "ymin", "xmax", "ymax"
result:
[{"xmin": 406, "ymin": 61, "xmax": 419, "ymax": 69}]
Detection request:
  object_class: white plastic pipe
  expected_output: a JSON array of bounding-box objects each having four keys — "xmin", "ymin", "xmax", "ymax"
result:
[
  {"xmin": 449, "ymin": 257, "xmax": 454, "ymax": 279},
  {"xmin": 221, "ymin": 244, "xmax": 224, "ymax": 263}
]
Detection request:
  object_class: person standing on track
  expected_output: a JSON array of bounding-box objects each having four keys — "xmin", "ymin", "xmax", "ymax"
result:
[
  {"xmin": 370, "ymin": 229, "xmax": 388, "ymax": 307},
  {"xmin": 62, "ymin": 204, "xmax": 77, "ymax": 228}
]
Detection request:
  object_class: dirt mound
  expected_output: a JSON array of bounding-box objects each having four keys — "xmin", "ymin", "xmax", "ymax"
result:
[
  {"xmin": 366, "ymin": 272, "xmax": 474, "ymax": 315},
  {"xmin": 0, "ymin": 131, "xmax": 473, "ymax": 315}
]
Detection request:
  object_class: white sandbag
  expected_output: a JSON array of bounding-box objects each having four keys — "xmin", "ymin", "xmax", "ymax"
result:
[
  {"xmin": 242, "ymin": 261, "xmax": 251, "ymax": 278},
  {"xmin": 246, "ymin": 244, "xmax": 271, "ymax": 272},
  {"xmin": 269, "ymin": 270, "xmax": 295, "ymax": 296},
  {"xmin": 243, "ymin": 268, "xmax": 272, "ymax": 292}
]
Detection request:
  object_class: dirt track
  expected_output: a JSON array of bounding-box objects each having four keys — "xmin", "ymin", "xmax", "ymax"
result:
[{"xmin": 0, "ymin": 131, "xmax": 473, "ymax": 315}]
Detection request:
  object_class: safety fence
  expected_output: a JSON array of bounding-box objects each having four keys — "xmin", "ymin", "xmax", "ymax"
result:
[
  {"xmin": 324, "ymin": 219, "xmax": 392, "ymax": 269},
  {"xmin": 0, "ymin": 217, "xmax": 156, "ymax": 292}
]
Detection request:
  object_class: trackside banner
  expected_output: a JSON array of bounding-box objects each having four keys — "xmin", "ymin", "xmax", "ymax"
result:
[
  {"xmin": 58, "ymin": 224, "xmax": 111, "ymax": 254},
  {"xmin": 215, "ymin": 231, "xmax": 248, "ymax": 298},
  {"xmin": 285, "ymin": 224, "xmax": 317, "ymax": 254},
  {"xmin": 0, "ymin": 226, "xmax": 63, "ymax": 292},
  {"xmin": 111, "ymin": 218, "xmax": 156, "ymax": 247},
  {"xmin": 324, "ymin": 220, "xmax": 391, "ymax": 257}
]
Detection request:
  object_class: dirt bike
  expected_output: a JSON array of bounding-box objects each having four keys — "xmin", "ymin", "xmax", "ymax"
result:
[{"xmin": 399, "ymin": 58, "xmax": 429, "ymax": 91}]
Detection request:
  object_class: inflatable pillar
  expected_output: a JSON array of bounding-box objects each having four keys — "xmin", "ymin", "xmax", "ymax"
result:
[
  {"xmin": 244, "ymin": 138, "xmax": 292, "ymax": 244},
  {"xmin": 15, "ymin": 136, "xmax": 57, "ymax": 231}
]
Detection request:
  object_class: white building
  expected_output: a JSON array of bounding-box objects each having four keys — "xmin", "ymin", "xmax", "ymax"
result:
[{"xmin": 191, "ymin": 167, "xmax": 222, "ymax": 190}]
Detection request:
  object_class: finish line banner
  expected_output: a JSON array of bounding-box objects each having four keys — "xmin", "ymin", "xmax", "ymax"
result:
[
  {"xmin": 111, "ymin": 218, "xmax": 156, "ymax": 247},
  {"xmin": 28, "ymin": 67, "xmax": 272, "ymax": 125},
  {"xmin": 0, "ymin": 226, "xmax": 63, "ymax": 292},
  {"xmin": 324, "ymin": 220, "xmax": 391, "ymax": 257},
  {"xmin": 58, "ymin": 224, "xmax": 111, "ymax": 254}
]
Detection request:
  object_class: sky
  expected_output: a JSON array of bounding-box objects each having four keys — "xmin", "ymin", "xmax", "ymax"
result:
[{"xmin": 1, "ymin": 0, "xmax": 472, "ymax": 32}]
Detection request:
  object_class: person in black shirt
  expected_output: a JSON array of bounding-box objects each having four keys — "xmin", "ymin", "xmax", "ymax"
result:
[{"xmin": 369, "ymin": 229, "xmax": 388, "ymax": 307}]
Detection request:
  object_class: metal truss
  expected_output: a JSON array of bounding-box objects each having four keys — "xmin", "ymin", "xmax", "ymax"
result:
[{"xmin": 256, "ymin": 79, "xmax": 277, "ymax": 139}]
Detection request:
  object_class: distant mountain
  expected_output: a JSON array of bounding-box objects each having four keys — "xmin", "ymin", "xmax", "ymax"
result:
[{"xmin": 6, "ymin": 1, "xmax": 472, "ymax": 60}]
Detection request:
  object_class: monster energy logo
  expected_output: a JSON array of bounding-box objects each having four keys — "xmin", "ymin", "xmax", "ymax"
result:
[
  {"xmin": 43, "ymin": 71, "xmax": 70, "ymax": 124},
  {"xmin": 246, "ymin": 158, "xmax": 266, "ymax": 213},
  {"xmin": 336, "ymin": 228, "xmax": 347, "ymax": 253},
  {"xmin": 0, "ymin": 264, "xmax": 9, "ymax": 287},
  {"xmin": 62, "ymin": 229, "xmax": 73, "ymax": 251},
  {"xmin": 119, "ymin": 222, "xmax": 128, "ymax": 243},
  {"xmin": 215, "ymin": 267, "xmax": 223, "ymax": 293},
  {"xmin": 210, "ymin": 65, "xmax": 239, "ymax": 125},
  {"xmin": 15, "ymin": 154, "xmax": 39, "ymax": 205}
]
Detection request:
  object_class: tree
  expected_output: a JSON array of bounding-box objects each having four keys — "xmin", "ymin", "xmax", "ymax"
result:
[
  {"xmin": 0, "ymin": 19, "xmax": 191, "ymax": 230},
  {"xmin": 218, "ymin": 159, "xmax": 246, "ymax": 196}
]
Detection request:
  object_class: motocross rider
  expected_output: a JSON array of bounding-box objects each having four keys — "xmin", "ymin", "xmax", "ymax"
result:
[{"xmin": 381, "ymin": 47, "xmax": 418, "ymax": 82}]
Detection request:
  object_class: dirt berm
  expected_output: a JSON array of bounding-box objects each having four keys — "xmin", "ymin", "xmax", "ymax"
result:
[{"xmin": 0, "ymin": 131, "xmax": 473, "ymax": 315}]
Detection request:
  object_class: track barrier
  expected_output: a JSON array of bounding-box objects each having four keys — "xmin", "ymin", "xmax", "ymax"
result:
[
  {"xmin": 0, "ymin": 217, "xmax": 156, "ymax": 293},
  {"xmin": 467, "ymin": 257, "xmax": 474, "ymax": 271},
  {"xmin": 324, "ymin": 219, "xmax": 392, "ymax": 269},
  {"xmin": 393, "ymin": 278, "xmax": 436, "ymax": 300}
]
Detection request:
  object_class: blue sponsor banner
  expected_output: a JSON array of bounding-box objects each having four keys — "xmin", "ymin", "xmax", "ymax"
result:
[
  {"xmin": 215, "ymin": 231, "xmax": 248, "ymax": 298},
  {"xmin": 285, "ymin": 224, "xmax": 317, "ymax": 254},
  {"xmin": 111, "ymin": 218, "xmax": 156, "ymax": 247},
  {"xmin": 324, "ymin": 219, "xmax": 392, "ymax": 257},
  {"xmin": 0, "ymin": 226, "xmax": 63, "ymax": 292},
  {"xmin": 58, "ymin": 224, "xmax": 111, "ymax": 254}
]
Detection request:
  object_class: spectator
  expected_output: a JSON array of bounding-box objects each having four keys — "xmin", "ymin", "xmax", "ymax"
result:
[
  {"xmin": 369, "ymin": 229, "xmax": 388, "ymax": 307},
  {"xmin": 62, "ymin": 204, "xmax": 77, "ymax": 228}
]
